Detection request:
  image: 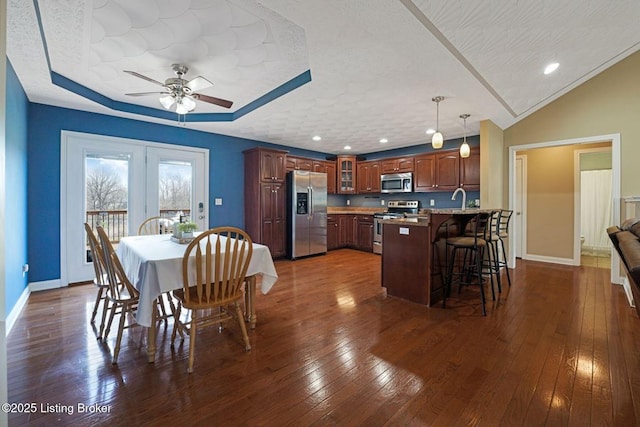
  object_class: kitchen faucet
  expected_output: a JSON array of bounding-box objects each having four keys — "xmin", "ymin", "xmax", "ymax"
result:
[{"xmin": 452, "ymin": 187, "xmax": 467, "ymax": 210}]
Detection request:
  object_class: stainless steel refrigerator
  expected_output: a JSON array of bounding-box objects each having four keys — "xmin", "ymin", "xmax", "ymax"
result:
[{"xmin": 286, "ymin": 171, "xmax": 327, "ymax": 260}]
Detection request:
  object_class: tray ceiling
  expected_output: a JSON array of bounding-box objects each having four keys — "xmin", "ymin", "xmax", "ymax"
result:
[{"xmin": 7, "ymin": 0, "xmax": 640, "ymax": 154}]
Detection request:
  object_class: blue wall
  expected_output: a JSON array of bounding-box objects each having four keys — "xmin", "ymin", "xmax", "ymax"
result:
[
  {"xmin": 27, "ymin": 104, "xmax": 329, "ymax": 283},
  {"xmin": 5, "ymin": 59, "xmax": 29, "ymax": 313}
]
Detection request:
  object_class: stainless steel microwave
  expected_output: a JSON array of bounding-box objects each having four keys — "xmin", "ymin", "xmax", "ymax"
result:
[{"xmin": 380, "ymin": 172, "xmax": 413, "ymax": 193}]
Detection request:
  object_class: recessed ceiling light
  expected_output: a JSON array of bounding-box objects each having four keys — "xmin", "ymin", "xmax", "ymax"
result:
[
  {"xmin": 426, "ymin": 128, "xmax": 436, "ymax": 135},
  {"xmin": 380, "ymin": 138, "xmax": 388, "ymax": 143},
  {"xmin": 344, "ymin": 145, "xmax": 351, "ymax": 150},
  {"xmin": 312, "ymin": 135, "xmax": 321, "ymax": 141},
  {"xmin": 544, "ymin": 62, "xmax": 559, "ymax": 75}
]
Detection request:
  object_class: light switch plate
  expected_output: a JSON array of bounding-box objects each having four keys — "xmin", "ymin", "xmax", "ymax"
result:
[
  {"xmin": 215, "ymin": 198, "xmax": 223, "ymax": 206},
  {"xmin": 430, "ymin": 199, "xmax": 435, "ymax": 206},
  {"xmin": 381, "ymin": 200, "xmax": 385, "ymax": 206}
]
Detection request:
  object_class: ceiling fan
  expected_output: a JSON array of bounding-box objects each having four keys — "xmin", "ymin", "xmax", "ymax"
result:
[{"xmin": 124, "ymin": 64, "xmax": 233, "ymax": 114}]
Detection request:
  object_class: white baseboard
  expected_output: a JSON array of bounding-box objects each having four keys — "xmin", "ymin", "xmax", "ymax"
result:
[
  {"xmin": 623, "ymin": 277, "xmax": 635, "ymax": 308},
  {"xmin": 523, "ymin": 254, "xmax": 575, "ymax": 266},
  {"xmin": 5, "ymin": 286, "xmax": 30, "ymax": 337},
  {"xmin": 29, "ymin": 279, "xmax": 62, "ymax": 292}
]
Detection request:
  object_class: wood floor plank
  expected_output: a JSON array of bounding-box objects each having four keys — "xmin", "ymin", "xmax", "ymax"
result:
[{"xmin": 6, "ymin": 250, "xmax": 640, "ymax": 425}]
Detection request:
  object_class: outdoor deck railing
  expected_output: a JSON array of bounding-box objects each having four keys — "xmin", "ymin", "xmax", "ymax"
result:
[{"xmin": 86, "ymin": 209, "xmax": 191, "ymax": 243}]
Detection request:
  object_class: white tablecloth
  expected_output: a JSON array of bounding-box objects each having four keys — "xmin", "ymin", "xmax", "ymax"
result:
[{"xmin": 115, "ymin": 234, "xmax": 278, "ymax": 327}]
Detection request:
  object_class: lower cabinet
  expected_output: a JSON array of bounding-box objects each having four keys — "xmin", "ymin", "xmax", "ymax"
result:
[
  {"xmin": 356, "ymin": 216, "xmax": 374, "ymax": 252},
  {"xmin": 329, "ymin": 214, "xmax": 374, "ymax": 253},
  {"xmin": 327, "ymin": 215, "xmax": 340, "ymax": 250}
]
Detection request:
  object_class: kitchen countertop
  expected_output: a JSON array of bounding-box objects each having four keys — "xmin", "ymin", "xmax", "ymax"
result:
[
  {"xmin": 327, "ymin": 207, "xmax": 380, "ymax": 215},
  {"xmin": 422, "ymin": 208, "xmax": 495, "ymax": 214}
]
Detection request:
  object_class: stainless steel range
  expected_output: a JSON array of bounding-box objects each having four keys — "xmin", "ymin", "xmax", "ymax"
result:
[{"xmin": 373, "ymin": 200, "xmax": 419, "ymax": 254}]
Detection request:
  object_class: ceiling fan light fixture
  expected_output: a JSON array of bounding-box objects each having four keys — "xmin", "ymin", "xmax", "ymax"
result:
[
  {"xmin": 159, "ymin": 94, "xmax": 175, "ymax": 109},
  {"xmin": 182, "ymin": 95, "xmax": 196, "ymax": 112},
  {"xmin": 431, "ymin": 96, "xmax": 445, "ymax": 149},
  {"xmin": 175, "ymin": 101, "xmax": 189, "ymax": 115},
  {"xmin": 459, "ymin": 114, "xmax": 470, "ymax": 158}
]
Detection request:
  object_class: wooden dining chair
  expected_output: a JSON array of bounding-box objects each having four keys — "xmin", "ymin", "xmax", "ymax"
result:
[
  {"xmin": 137, "ymin": 216, "xmax": 172, "ymax": 235},
  {"xmin": 97, "ymin": 226, "xmax": 140, "ymax": 365},
  {"xmin": 84, "ymin": 223, "xmax": 111, "ymax": 340},
  {"xmin": 138, "ymin": 216, "xmax": 173, "ymax": 325},
  {"xmin": 171, "ymin": 227, "xmax": 253, "ymax": 373}
]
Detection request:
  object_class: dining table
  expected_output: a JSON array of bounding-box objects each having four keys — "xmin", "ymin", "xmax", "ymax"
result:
[{"xmin": 115, "ymin": 232, "xmax": 278, "ymax": 363}]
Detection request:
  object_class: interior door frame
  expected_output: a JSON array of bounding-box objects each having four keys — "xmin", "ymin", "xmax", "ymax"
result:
[
  {"xmin": 60, "ymin": 130, "xmax": 209, "ymax": 287},
  {"xmin": 515, "ymin": 155, "xmax": 527, "ymax": 259},
  {"xmin": 508, "ymin": 133, "xmax": 621, "ymax": 286}
]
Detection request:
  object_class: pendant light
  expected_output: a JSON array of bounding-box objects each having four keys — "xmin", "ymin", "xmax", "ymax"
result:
[
  {"xmin": 459, "ymin": 114, "xmax": 470, "ymax": 158},
  {"xmin": 431, "ymin": 96, "xmax": 444, "ymax": 149}
]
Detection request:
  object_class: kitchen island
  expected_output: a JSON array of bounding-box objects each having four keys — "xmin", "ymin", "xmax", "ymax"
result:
[{"xmin": 380, "ymin": 209, "xmax": 494, "ymax": 306}]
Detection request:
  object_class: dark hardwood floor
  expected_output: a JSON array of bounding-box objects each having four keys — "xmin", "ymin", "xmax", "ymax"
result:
[{"xmin": 7, "ymin": 249, "xmax": 640, "ymax": 426}]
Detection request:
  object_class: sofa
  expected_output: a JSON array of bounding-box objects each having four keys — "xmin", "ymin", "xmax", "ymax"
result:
[{"xmin": 608, "ymin": 218, "xmax": 640, "ymax": 318}]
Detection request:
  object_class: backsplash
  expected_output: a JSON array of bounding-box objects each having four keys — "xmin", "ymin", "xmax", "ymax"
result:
[{"xmin": 328, "ymin": 191, "xmax": 481, "ymax": 210}]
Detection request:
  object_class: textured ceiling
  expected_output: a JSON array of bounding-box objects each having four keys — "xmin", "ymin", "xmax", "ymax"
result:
[{"xmin": 7, "ymin": 0, "xmax": 640, "ymax": 154}]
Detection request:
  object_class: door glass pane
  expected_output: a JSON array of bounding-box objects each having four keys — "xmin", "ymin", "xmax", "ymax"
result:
[
  {"xmin": 85, "ymin": 153, "xmax": 130, "ymax": 262},
  {"xmin": 159, "ymin": 160, "xmax": 192, "ymax": 222}
]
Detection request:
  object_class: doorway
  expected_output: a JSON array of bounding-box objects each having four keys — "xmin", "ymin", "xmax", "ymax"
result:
[
  {"xmin": 508, "ymin": 134, "xmax": 621, "ymax": 285},
  {"xmin": 61, "ymin": 131, "xmax": 209, "ymax": 285}
]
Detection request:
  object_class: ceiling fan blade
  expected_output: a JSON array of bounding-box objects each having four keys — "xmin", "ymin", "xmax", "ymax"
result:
[
  {"xmin": 125, "ymin": 92, "xmax": 170, "ymax": 96},
  {"xmin": 186, "ymin": 76, "xmax": 214, "ymax": 92},
  {"xmin": 193, "ymin": 93, "xmax": 233, "ymax": 109},
  {"xmin": 123, "ymin": 70, "xmax": 166, "ymax": 87}
]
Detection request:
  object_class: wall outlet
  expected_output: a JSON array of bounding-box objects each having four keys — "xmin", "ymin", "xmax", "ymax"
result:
[
  {"xmin": 381, "ymin": 200, "xmax": 385, "ymax": 206},
  {"xmin": 475, "ymin": 199, "xmax": 480, "ymax": 207},
  {"xmin": 346, "ymin": 199, "xmax": 350, "ymax": 206},
  {"xmin": 430, "ymin": 199, "xmax": 435, "ymax": 206},
  {"xmin": 215, "ymin": 198, "xmax": 223, "ymax": 206}
]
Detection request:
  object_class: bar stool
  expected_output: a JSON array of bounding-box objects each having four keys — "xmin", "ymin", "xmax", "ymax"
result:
[
  {"xmin": 442, "ymin": 212, "xmax": 492, "ymax": 316},
  {"xmin": 496, "ymin": 209, "xmax": 514, "ymax": 287}
]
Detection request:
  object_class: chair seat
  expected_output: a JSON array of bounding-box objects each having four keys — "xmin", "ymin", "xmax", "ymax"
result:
[{"xmin": 447, "ymin": 236, "xmax": 487, "ymax": 247}]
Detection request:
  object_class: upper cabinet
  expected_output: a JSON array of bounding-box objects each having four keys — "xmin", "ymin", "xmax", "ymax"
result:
[
  {"xmin": 381, "ymin": 157, "xmax": 414, "ymax": 174},
  {"xmin": 460, "ymin": 147, "xmax": 480, "ymax": 190},
  {"xmin": 414, "ymin": 154, "xmax": 436, "ymax": 192},
  {"xmin": 243, "ymin": 148, "xmax": 287, "ymax": 182},
  {"xmin": 337, "ymin": 155, "xmax": 357, "ymax": 194},
  {"xmin": 313, "ymin": 160, "xmax": 337, "ymax": 194},
  {"xmin": 356, "ymin": 160, "xmax": 380, "ymax": 193},
  {"xmin": 414, "ymin": 148, "xmax": 479, "ymax": 192},
  {"xmin": 434, "ymin": 151, "xmax": 460, "ymax": 191},
  {"xmin": 286, "ymin": 156, "xmax": 313, "ymax": 172}
]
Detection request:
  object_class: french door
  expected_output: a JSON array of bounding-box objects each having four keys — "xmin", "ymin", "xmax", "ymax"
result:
[{"xmin": 61, "ymin": 131, "xmax": 208, "ymax": 285}]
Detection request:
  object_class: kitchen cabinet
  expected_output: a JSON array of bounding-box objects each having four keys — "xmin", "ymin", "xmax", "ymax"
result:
[
  {"xmin": 244, "ymin": 148, "xmax": 288, "ymax": 258},
  {"xmin": 260, "ymin": 182, "xmax": 286, "ymax": 257},
  {"xmin": 338, "ymin": 215, "xmax": 354, "ymax": 247},
  {"xmin": 286, "ymin": 156, "xmax": 313, "ymax": 172},
  {"xmin": 414, "ymin": 154, "xmax": 436, "ymax": 192},
  {"xmin": 337, "ymin": 156, "xmax": 357, "ymax": 194},
  {"xmin": 414, "ymin": 148, "xmax": 480, "ymax": 192},
  {"xmin": 254, "ymin": 148, "xmax": 286, "ymax": 182},
  {"xmin": 460, "ymin": 146, "xmax": 480, "ymax": 190},
  {"xmin": 313, "ymin": 160, "xmax": 337, "ymax": 194},
  {"xmin": 328, "ymin": 213, "xmax": 374, "ymax": 253},
  {"xmin": 327, "ymin": 215, "xmax": 340, "ymax": 250},
  {"xmin": 356, "ymin": 215, "xmax": 374, "ymax": 252},
  {"xmin": 356, "ymin": 161, "xmax": 380, "ymax": 193},
  {"xmin": 381, "ymin": 157, "xmax": 414, "ymax": 174},
  {"xmin": 435, "ymin": 151, "xmax": 459, "ymax": 191}
]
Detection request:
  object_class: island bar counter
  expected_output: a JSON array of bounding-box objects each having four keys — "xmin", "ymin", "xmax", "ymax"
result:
[{"xmin": 380, "ymin": 209, "xmax": 495, "ymax": 306}]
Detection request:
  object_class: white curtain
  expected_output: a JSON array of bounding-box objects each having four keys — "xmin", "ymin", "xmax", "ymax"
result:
[{"xmin": 580, "ymin": 169, "xmax": 612, "ymax": 254}]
